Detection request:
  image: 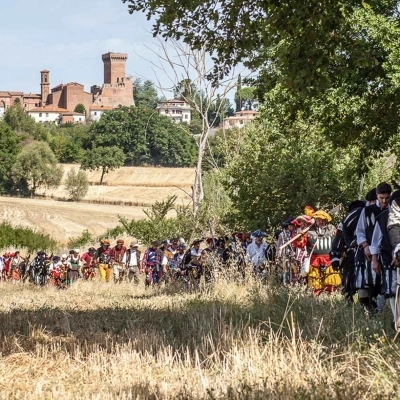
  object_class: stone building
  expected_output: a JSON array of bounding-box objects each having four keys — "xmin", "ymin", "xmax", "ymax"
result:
[{"xmin": 1, "ymin": 52, "xmax": 134, "ymax": 124}]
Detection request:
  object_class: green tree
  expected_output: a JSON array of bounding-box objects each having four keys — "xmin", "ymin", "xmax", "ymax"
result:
[
  {"xmin": 80, "ymin": 146, "xmax": 125, "ymax": 184},
  {"xmin": 89, "ymin": 106, "xmax": 197, "ymax": 167},
  {"xmin": 133, "ymin": 79, "xmax": 160, "ymax": 108},
  {"xmin": 74, "ymin": 103, "xmax": 86, "ymax": 115},
  {"xmin": 221, "ymin": 122, "xmax": 360, "ymax": 229},
  {"xmin": 12, "ymin": 141, "xmax": 63, "ymax": 196},
  {"xmin": 207, "ymin": 95, "xmax": 234, "ymax": 127},
  {"xmin": 64, "ymin": 168, "xmax": 89, "ymax": 201},
  {"xmin": 235, "ymin": 87, "xmax": 256, "ymax": 111},
  {"xmin": 4, "ymin": 103, "xmax": 36, "ymax": 134},
  {"xmin": 0, "ymin": 122, "xmax": 21, "ymax": 193},
  {"xmin": 123, "ymin": 0, "xmax": 400, "ymax": 164}
]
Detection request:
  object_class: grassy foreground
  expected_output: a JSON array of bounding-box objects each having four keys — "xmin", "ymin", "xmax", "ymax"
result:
[{"xmin": 0, "ymin": 279, "xmax": 399, "ymax": 399}]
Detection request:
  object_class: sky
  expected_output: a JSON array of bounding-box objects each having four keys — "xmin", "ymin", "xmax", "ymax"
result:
[{"xmin": 0, "ymin": 0, "xmax": 177, "ymax": 95}]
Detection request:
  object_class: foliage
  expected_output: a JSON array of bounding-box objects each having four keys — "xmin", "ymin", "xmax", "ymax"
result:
[
  {"xmin": 133, "ymin": 78, "xmax": 160, "ymax": 108},
  {"xmin": 89, "ymin": 106, "xmax": 197, "ymax": 167},
  {"xmin": 64, "ymin": 169, "xmax": 89, "ymax": 201},
  {"xmin": 205, "ymin": 127, "xmax": 243, "ymax": 169},
  {"xmin": 235, "ymin": 86, "xmax": 257, "ymax": 111},
  {"xmin": 102, "ymin": 195, "xmax": 201, "ymax": 245},
  {"xmin": 11, "ymin": 141, "xmax": 63, "ymax": 196},
  {"xmin": 50, "ymin": 123, "xmax": 92, "ymax": 163},
  {"xmin": 123, "ymin": 0, "xmax": 400, "ymax": 165},
  {"xmin": 67, "ymin": 229, "xmax": 96, "ymax": 249},
  {"xmin": 0, "ymin": 221, "xmax": 57, "ymax": 252},
  {"xmin": 80, "ymin": 145, "xmax": 125, "ymax": 184},
  {"xmin": 0, "ymin": 122, "xmax": 21, "ymax": 194},
  {"xmin": 221, "ymin": 122, "xmax": 361, "ymax": 229},
  {"xmin": 4, "ymin": 103, "xmax": 36, "ymax": 134},
  {"xmin": 74, "ymin": 103, "xmax": 86, "ymax": 115},
  {"xmin": 207, "ymin": 95, "xmax": 234, "ymax": 127}
]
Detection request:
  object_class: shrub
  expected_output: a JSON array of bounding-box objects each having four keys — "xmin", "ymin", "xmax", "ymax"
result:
[{"xmin": 65, "ymin": 169, "xmax": 89, "ymax": 201}]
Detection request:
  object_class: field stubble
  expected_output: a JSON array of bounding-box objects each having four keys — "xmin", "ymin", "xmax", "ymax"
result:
[{"xmin": 0, "ymin": 277, "xmax": 399, "ymax": 399}]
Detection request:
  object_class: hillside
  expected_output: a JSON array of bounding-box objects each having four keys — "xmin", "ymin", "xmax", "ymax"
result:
[{"xmin": 0, "ymin": 165, "xmax": 195, "ymax": 244}]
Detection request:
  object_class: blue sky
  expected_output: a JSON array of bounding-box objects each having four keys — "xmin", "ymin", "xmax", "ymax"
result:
[{"xmin": 0, "ymin": 0, "xmax": 170, "ymax": 95}]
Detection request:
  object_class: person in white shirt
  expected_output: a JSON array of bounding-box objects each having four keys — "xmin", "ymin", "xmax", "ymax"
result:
[
  {"xmin": 246, "ymin": 230, "xmax": 269, "ymax": 277},
  {"xmin": 126, "ymin": 241, "xmax": 142, "ymax": 285}
]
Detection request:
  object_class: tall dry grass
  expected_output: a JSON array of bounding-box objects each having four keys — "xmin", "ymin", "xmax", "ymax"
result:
[{"xmin": 0, "ymin": 278, "xmax": 398, "ymax": 399}]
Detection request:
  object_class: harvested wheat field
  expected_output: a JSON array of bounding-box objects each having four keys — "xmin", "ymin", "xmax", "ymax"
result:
[
  {"xmin": 0, "ymin": 279, "xmax": 398, "ymax": 399},
  {"xmin": 0, "ymin": 166, "xmax": 195, "ymax": 244},
  {"xmin": 38, "ymin": 165, "xmax": 195, "ymax": 205}
]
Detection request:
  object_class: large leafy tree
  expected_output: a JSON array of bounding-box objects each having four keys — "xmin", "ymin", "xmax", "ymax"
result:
[
  {"xmin": 89, "ymin": 106, "xmax": 197, "ymax": 167},
  {"xmin": 123, "ymin": 0, "xmax": 400, "ymax": 161},
  {"xmin": 221, "ymin": 121, "xmax": 361, "ymax": 229},
  {"xmin": 0, "ymin": 122, "xmax": 21, "ymax": 193},
  {"xmin": 133, "ymin": 78, "xmax": 160, "ymax": 108},
  {"xmin": 12, "ymin": 141, "xmax": 63, "ymax": 196},
  {"xmin": 80, "ymin": 146, "xmax": 126, "ymax": 184}
]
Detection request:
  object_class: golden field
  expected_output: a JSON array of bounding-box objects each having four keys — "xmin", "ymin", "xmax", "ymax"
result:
[
  {"xmin": 0, "ymin": 277, "xmax": 399, "ymax": 399},
  {"xmin": 0, "ymin": 165, "xmax": 194, "ymax": 244}
]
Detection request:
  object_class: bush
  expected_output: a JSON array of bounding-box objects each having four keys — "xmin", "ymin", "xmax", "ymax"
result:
[
  {"xmin": 65, "ymin": 169, "xmax": 89, "ymax": 201},
  {"xmin": 67, "ymin": 229, "xmax": 95, "ymax": 249},
  {"xmin": 0, "ymin": 221, "xmax": 57, "ymax": 252}
]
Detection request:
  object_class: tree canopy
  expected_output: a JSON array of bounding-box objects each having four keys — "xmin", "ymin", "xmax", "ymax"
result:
[
  {"xmin": 80, "ymin": 145, "xmax": 126, "ymax": 184},
  {"xmin": 123, "ymin": 0, "xmax": 400, "ymax": 161},
  {"xmin": 89, "ymin": 106, "xmax": 197, "ymax": 167},
  {"xmin": 133, "ymin": 78, "xmax": 160, "ymax": 108},
  {"xmin": 12, "ymin": 141, "xmax": 63, "ymax": 196}
]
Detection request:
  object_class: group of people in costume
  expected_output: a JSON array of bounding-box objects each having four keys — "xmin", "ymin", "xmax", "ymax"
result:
[
  {"xmin": 2, "ymin": 182, "xmax": 400, "ymax": 329},
  {"xmin": 276, "ymin": 182, "xmax": 400, "ymax": 330}
]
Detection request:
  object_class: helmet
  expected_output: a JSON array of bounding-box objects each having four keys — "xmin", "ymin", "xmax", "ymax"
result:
[
  {"xmin": 116, "ymin": 239, "xmax": 124, "ymax": 245},
  {"xmin": 61, "ymin": 254, "xmax": 67, "ymax": 260},
  {"xmin": 101, "ymin": 239, "xmax": 110, "ymax": 246},
  {"xmin": 88, "ymin": 247, "xmax": 95, "ymax": 252},
  {"xmin": 37, "ymin": 251, "xmax": 45, "ymax": 256},
  {"xmin": 52, "ymin": 256, "xmax": 60, "ymax": 262},
  {"xmin": 74, "ymin": 248, "xmax": 80, "ymax": 253}
]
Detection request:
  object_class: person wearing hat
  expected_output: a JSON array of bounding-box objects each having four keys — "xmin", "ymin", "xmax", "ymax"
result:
[
  {"xmin": 355, "ymin": 183, "xmax": 392, "ymax": 311},
  {"xmin": 110, "ymin": 239, "xmax": 127, "ymax": 283},
  {"xmin": 142, "ymin": 240, "xmax": 163, "ymax": 286},
  {"xmin": 172, "ymin": 243, "xmax": 186, "ymax": 276},
  {"xmin": 94, "ymin": 239, "xmax": 112, "ymax": 282},
  {"xmin": 296, "ymin": 210, "xmax": 340, "ymax": 294},
  {"xmin": 246, "ymin": 230, "xmax": 269, "ymax": 279},
  {"xmin": 160, "ymin": 240, "xmax": 173, "ymax": 282},
  {"xmin": 126, "ymin": 241, "xmax": 142, "ymax": 285},
  {"xmin": 181, "ymin": 239, "xmax": 204, "ymax": 289},
  {"xmin": 59, "ymin": 254, "xmax": 71, "ymax": 286},
  {"xmin": 168, "ymin": 238, "xmax": 179, "ymax": 255},
  {"xmin": 80, "ymin": 247, "xmax": 96, "ymax": 280},
  {"xmin": 28, "ymin": 251, "xmax": 47, "ymax": 285},
  {"xmin": 67, "ymin": 248, "xmax": 81, "ymax": 284},
  {"xmin": 48, "ymin": 256, "xmax": 62, "ymax": 287}
]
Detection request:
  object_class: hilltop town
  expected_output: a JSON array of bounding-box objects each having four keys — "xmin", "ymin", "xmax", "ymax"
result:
[{"xmin": 0, "ymin": 52, "xmax": 135, "ymax": 124}]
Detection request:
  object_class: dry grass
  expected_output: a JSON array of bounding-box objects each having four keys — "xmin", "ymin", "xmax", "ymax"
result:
[{"xmin": 0, "ymin": 277, "xmax": 399, "ymax": 399}]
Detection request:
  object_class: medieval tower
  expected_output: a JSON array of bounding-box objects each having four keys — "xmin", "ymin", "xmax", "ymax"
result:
[
  {"xmin": 40, "ymin": 70, "xmax": 50, "ymax": 105},
  {"xmin": 91, "ymin": 52, "xmax": 134, "ymax": 108}
]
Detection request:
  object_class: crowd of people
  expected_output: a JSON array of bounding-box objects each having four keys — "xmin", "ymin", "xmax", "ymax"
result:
[{"xmin": 1, "ymin": 181, "xmax": 400, "ymax": 329}]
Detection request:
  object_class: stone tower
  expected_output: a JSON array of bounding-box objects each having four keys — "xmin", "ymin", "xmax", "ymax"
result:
[
  {"xmin": 102, "ymin": 52, "xmax": 128, "ymax": 84},
  {"xmin": 40, "ymin": 70, "xmax": 50, "ymax": 105}
]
